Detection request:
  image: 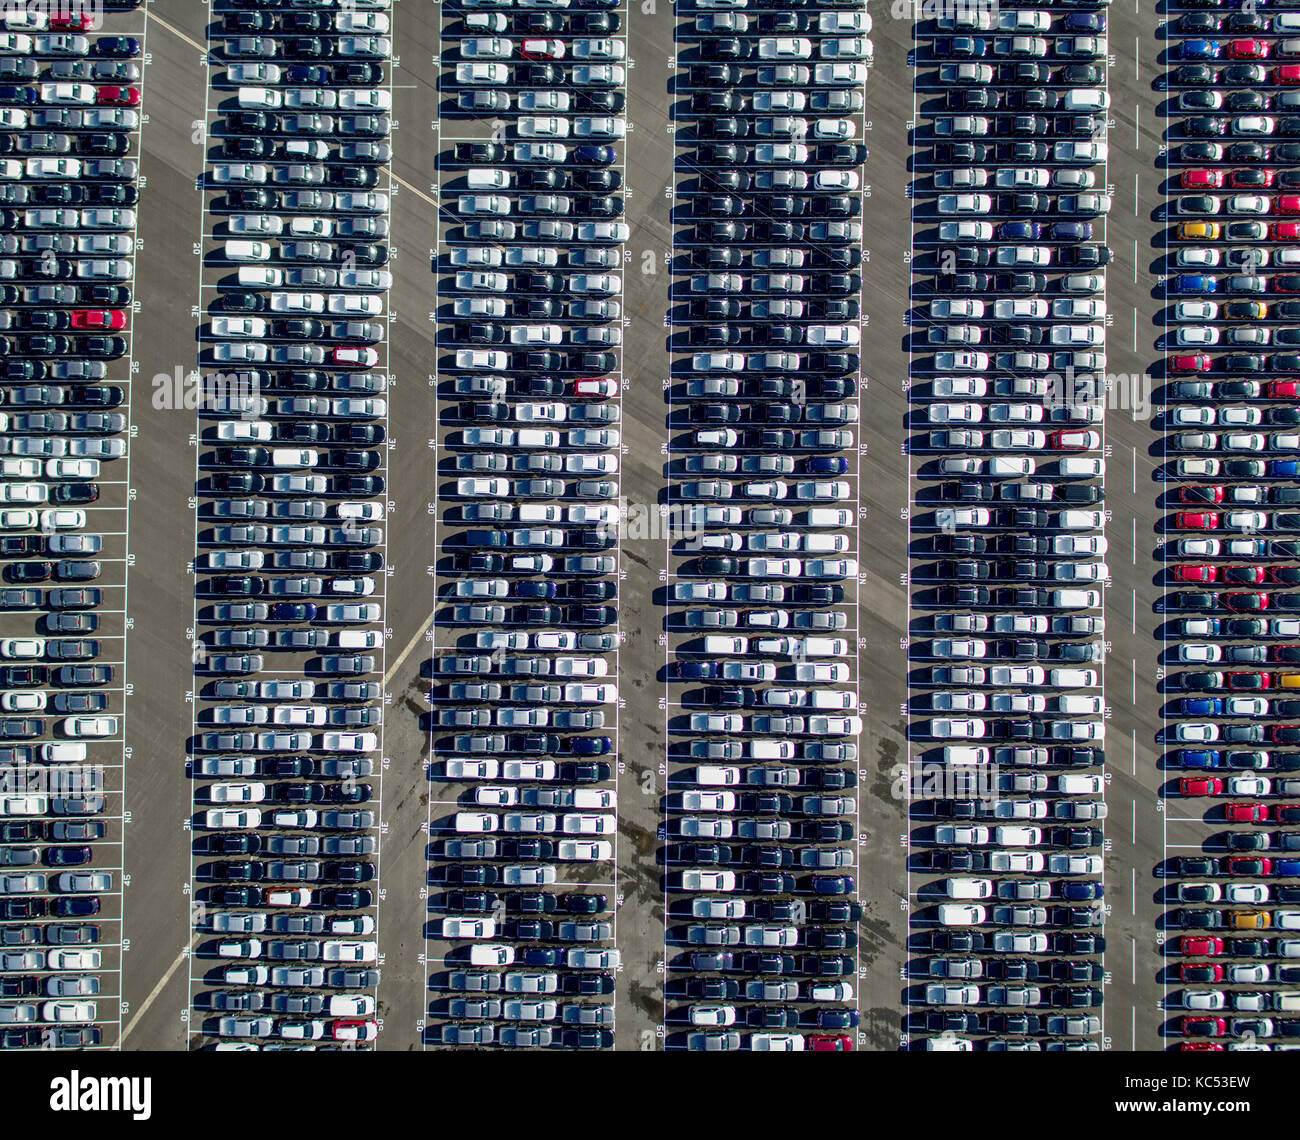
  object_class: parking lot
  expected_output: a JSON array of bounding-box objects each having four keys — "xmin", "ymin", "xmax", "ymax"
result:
[
  {"xmin": 416, "ymin": 0, "xmax": 631, "ymax": 1049},
  {"xmin": 176, "ymin": 0, "xmax": 399, "ymax": 1047},
  {"xmin": 905, "ymin": 0, "xmax": 1113, "ymax": 1049},
  {"xmin": 0, "ymin": 0, "xmax": 146, "ymax": 1052},
  {"xmin": 0, "ymin": 0, "xmax": 1274, "ymax": 1053},
  {"xmin": 1150, "ymin": 2, "xmax": 1300, "ymax": 1049}
]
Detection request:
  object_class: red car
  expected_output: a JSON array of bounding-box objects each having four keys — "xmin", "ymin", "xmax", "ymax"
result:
[
  {"xmin": 1225, "ymin": 857, "xmax": 1272, "ymax": 875},
  {"xmin": 1272, "ymin": 222, "xmax": 1300, "ymax": 241},
  {"xmin": 96, "ymin": 86, "xmax": 141, "ymax": 107},
  {"xmin": 1182, "ymin": 1015, "xmax": 1227, "ymax": 1036},
  {"xmin": 1182, "ymin": 169, "xmax": 1224, "ymax": 189},
  {"xmin": 52, "ymin": 12, "xmax": 95, "ymax": 30},
  {"xmin": 1227, "ymin": 671, "xmax": 1270, "ymax": 690},
  {"xmin": 1174, "ymin": 512, "xmax": 1220, "ymax": 530},
  {"xmin": 1172, "ymin": 565, "xmax": 1218, "ymax": 583},
  {"xmin": 70, "ymin": 310, "xmax": 127, "ymax": 331},
  {"xmin": 1228, "ymin": 39, "xmax": 1270, "ymax": 59},
  {"xmin": 1278, "ymin": 65, "xmax": 1300, "ymax": 84},
  {"xmin": 1230, "ymin": 168, "xmax": 1274, "ymax": 188},
  {"xmin": 1048, "ymin": 430, "xmax": 1100, "ymax": 451},
  {"xmin": 1180, "ymin": 777, "xmax": 1224, "ymax": 797},
  {"xmin": 1280, "ymin": 196, "xmax": 1300, "ymax": 215},
  {"xmin": 1272, "ymin": 803, "xmax": 1300, "ymax": 823},
  {"xmin": 809, "ymin": 1035, "xmax": 853, "ymax": 1051},
  {"xmin": 1180, "ymin": 1042, "xmax": 1224, "ymax": 1051},
  {"xmin": 1180, "ymin": 936, "xmax": 1224, "ymax": 956},
  {"xmin": 1172, "ymin": 354, "xmax": 1212, "ymax": 372},
  {"xmin": 1178, "ymin": 963, "xmax": 1224, "ymax": 982},
  {"xmin": 1180, "ymin": 485, "xmax": 1224, "ymax": 504},
  {"xmin": 519, "ymin": 39, "xmax": 565, "ymax": 60},
  {"xmin": 1225, "ymin": 801, "xmax": 1268, "ymax": 823},
  {"xmin": 333, "ymin": 347, "xmax": 377, "ymax": 367},
  {"xmin": 1222, "ymin": 592, "xmax": 1268, "ymax": 612},
  {"xmin": 572, "ymin": 377, "xmax": 617, "ymax": 398}
]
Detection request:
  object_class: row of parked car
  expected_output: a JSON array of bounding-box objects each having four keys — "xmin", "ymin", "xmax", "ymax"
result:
[
  {"xmin": 187, "ymin": 0, "xmax": 396, "ymax": 1050},
  {"xmin": 0, "ymin": 0, "xmax": 144, "ymax": 1052},
  {"xmin": 906, "ymin": 1, "xmax": 1112, "ymax": 1052},
  {"xmin": 1159, "ymin": 2, "xmax": 1300, "ymax": 1050},
  {"xmin": 658, "ymin": 0, "xmax": 870, "ymax": 1054},
  {"xmin": 424, "ymin": 0, "xmax": 628, "ymax": 1050}
]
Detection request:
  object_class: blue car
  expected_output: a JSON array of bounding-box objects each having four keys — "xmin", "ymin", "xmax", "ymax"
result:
[
  {"xmin": 999, "ymin": 221, "xmax": 1041, "ymax": 240},
  {"xmin": 1172, "ymin": 274, "xmax": 1218, "ymax": 294},
  {"xmin": 91, "ymin": 36, "xmax": 141, "ymax": 57},
  {"xmin": 1179, "ymin": 697, "xmax": 1225, "ymax": 716},
  {"xmin": 1051, "ymin": 221, "xmax": 1092, "ymax": 241},
  {"xmin": 804, "ymin": 456, "xmax": 849, "ymax": 475},
  {"xmin": 1060, "ymin": 881, "xmax": 1104, "ymax": 901},
  {"xmin": 1272, "ymin": 858, "xmax": 1300, "ymax": 876},
  {"xmin": 1064, "ymin": 12, "xmax": 1105, "ymax": 32},
  {"xmin": 812, "ymin": 1008, "xmax": 860, "ymax": 1030},
  {"xmin": 1272, "ymin": 460, "xmax": 1300, "ymax": 478},
  {"xmin": 1174, "ymin": 749, "xmax": 1222, "ymax": 768},
  {"xmin": 1179, "ymin": 40, "xmax": 1221, "ymax": 60},
  {"xmin": 573, "ymin": 145, "xmax": 616, "ymax": 165}
]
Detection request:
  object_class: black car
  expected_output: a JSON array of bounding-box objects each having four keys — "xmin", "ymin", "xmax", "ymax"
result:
[
  {"xmin": 453, "ymin": 142, "xmax": 504, "ymax": 164},
  {"xmin": 699, "ymin": 38, "xmax": 749, "ymax": 61},
  {"xmin": 687, "ymin": 63, "xmax": 741, "ymax": 87}
]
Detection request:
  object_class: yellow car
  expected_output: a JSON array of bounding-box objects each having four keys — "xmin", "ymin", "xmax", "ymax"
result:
[
  {"xmin": 1177, "ymin": 221, "xmax": 1221, "ymax": 241},
  {"xmin": 1229, "ymin": 911, "xmax": 1272, "ymax": 931},
  {"xmin": 1278, "ymin": 672, "xmax": 1300, "ymax": 689}
]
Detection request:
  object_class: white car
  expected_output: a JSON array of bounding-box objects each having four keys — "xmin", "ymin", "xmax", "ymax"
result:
[
  {"xmin": 571, "ymin": 63, "xmax": 625, "ymax": 85},
  {"xmin": 820, "ymin": 36, "xmax": 872, "ymax": 59},
  {"xmin": 0, "ymin": 638, "xmax": 43, "ymax": 660},
  {"xmin": 322, "ymin": 941, "xmax": 377, "ymax": 963},
  {"xmin": 572, "ymin": 38, "xmax": 625, "ymax": 60},
  {"xmin": 931, "ymin": 718, "xmax": 986, "ymax": 739},
  {"xmin": 441, "ymin": 917, "xmax": 496, "ymax": 939},
  {"xmin": 62, "ymin": 716, "xmax": 117, "ymax": 738},
  {"xmin": 517, "ymin": 116, "xmax": 570, "ymax": 138},
  {"xmin": 42, "ymin": 1001, "xmax": 96, "ymax": 1023},
  {"xmin": 461, "ymin": 36, "xmax": 513, "ymax": 59},
  {"xmin": 938, "ymin": 193, "xmax": 993, "ymax": 216},
  {"xmin": 200, "ymin": 809, "xmax": 262, "ymax": 829},
  {"xmin": 758, "ymin": 37, "xmax": 813, "ymax": 59},
  {"xmin": 813, "ymin": 62, "xmax": 868, "ymax": 86},
  {"xmin": 38, "ymin": 82, "xmax": 95, "ymax": 105}
]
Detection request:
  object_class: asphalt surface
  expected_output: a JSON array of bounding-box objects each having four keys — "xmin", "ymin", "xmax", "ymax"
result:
[
  {"xmin": 104, "ymin": 0, "xmax": 1179, "ymax": 1051},
  {"xmin": 1092, "ymin": 0, "xmax": 1168, "ymax": 1052},
  {"xmin": 119, "ymin": 0, "xmax": 234, "ymax": 1051}
]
